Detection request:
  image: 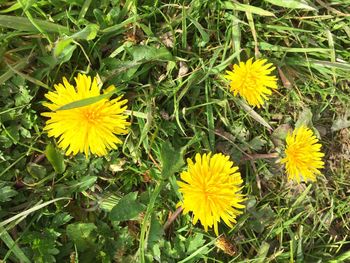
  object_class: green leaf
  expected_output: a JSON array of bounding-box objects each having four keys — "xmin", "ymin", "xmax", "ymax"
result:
[
  {"xmin": 66, "ymin": 223, "xmax": 97, "ymax": 251},
  {"xmin": 0, "ymin": 15, "xmax": 70, "ymax": 33},
  {"xmin": 147, "ymin": 214, "xmax": 163, "ymax": 248},
  {"xmin": 67, "ymin": 176, "xmax": 97, "ymax": 193},
  {"xmin": 222, "ymin": 2, "xmax": 276, "ymax": 16},
  {"xmin": 110, "ymin": 192, "xmax": 145, "ymax": 221},
  {"xmin": 264, "ymin": 0, "xmax": 316, "ymax": 11},
  {"xmin": 295, "ymin": 107, "xmax": 313, "ymax": 128},
  {"xmin": 186, "ymin": 233, "xmax": 206, "ymax": 254},
  {"xmin": 160, "ymin": 141, "xmax": 185, "ymax": 179},
  {"xmin": 0, "ymin": 186, "xmax": 17, "ymax": 202},
  {"xmin": 53, "ymin": 41, "xmax": 77, "ymax": 63},
  {"xmin": 45, "ymin": 143, "xmax": 66, "ymax": 174},
  {"xmin": 331, "ymin": 110, "xmax": 350, "ymax": 131},
  {"xmin": 70, "ymin": 23, "xmax": 99, "ymax": 41},
  {"xmin": 26, "ymin": 163, "xmax": 47, "ymax": 179},
  {"xmin": 127, "ymin": 45, "xmax": 174, "ymax": 62},
  {"xmin": 53, "ymin": 38, "xmax": 74, "ymax": 58},
  {"xmin": 247, "ymin": 136, "xmax": 267, "ymax": 151},
  {"xmin": 256, "ymin": 242, "xmax": 270, "ymax": 263}
]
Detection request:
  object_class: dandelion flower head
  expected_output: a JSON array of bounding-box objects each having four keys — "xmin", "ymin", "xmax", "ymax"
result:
[
  {"xmin": 42, "ymin": 74, "xmax": 130, "ymax": 157},
  {"xmin": 281, "ymin": 126, "xmax": 324, "ymax": 182},
  {"xmin": 225, "ymin": 58, "xmax": 278, "ymax": 108},
  {"xmin": 177, "ymin": 153, "xmax": 245, "ymax": 235}
]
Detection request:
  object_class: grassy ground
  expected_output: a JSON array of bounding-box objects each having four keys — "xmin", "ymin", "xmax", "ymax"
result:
[{"xmin": 0, "ymin": 0, "xmax": 350, "ymax": 262}]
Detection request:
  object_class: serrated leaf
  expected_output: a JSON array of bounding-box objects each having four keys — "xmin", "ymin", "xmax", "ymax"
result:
[
  {"xmin": 66, "ymin": 223, "xmax": 97, "ymax": 251},
  {"xmin": 45, "ymin": 143, "xmax": 66, "ymax": 174},
  {"xmin": 264, "ymin": 0, "xmax": 316, "ymax": 10},
  {"xmin": 110, "ymin": 192, "xmax": 145, "ymax": 221},
  {"xmin": 187, "ymin": 233, "xmax": 206, "ymax": 254},
  {"xmin": 248, "ymin": 136, "xmax": 267, "ymax": 151},
  {"xmin": 331, "ymin": 110, "xmax": 350, "ymax": 131}
]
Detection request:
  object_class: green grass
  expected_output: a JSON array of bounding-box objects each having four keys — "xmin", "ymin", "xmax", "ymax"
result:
[{"xmin": 0, "ymin": 0, "xmax": 350, "ymax": 262}]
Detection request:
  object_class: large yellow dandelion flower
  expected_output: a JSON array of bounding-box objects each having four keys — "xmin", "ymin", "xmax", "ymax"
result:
[
  {"xmin": 225, "ymin": 58, "xmax": 278, "ymax": 108},
  {"xmin": 42, "ymin": 74, "xmax": 130, "ymax": 157},
  {"xmin": 177, "ymin": 153, "xmax": 245, "ymax": 236},
  {"xmin": 281, "ymin": 126, "xmax": 324, "ymax": 182}
]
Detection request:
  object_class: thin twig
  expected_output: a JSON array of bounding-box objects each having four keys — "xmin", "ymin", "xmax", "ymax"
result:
[
  {"xmin": 33, "ymin": 153, "xmax": 45, "ymax": 164},
  {"xmin": 242, "ymin": 152, "xmax": 279, "ymax": 162},
  {"xmin": 164, "ymin": 206, "xmax": 184, "ymax": 231}
]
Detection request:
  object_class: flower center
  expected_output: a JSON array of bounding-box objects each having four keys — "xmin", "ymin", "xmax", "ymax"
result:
[
  {"xmin": 82, "ymin": 109, "xmax": 101, "ymax": 124},
  {"xmin": 244, "ymin": 70, "xmax": 258, "ymax": 88}
]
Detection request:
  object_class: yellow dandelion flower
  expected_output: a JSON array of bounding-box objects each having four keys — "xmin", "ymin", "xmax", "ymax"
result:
[
  {"xmin": 281, "ymin": 126, "xmax": 325, "ymax": 182},
  {"xmin": 225, "ymin": 58, "xmax": 278, "ymax": 108},
  {"xmin": 42, "ymin": 73, "xmax": 130, "ymax": 157},
  {"xmin": 177, "ymin": 153, "xmax": 245, "ymax": 236}
]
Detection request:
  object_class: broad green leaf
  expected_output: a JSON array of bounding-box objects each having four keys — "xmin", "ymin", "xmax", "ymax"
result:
[
  {"xmin": 223, "ymin": 2, "xmax": 275, "ymax": 16},
  {"xmin": 147, "ymin": 214, "xmax": 163, "ymax": 248},
  {"xmin": 66, "ymin": 223, "xmax": 97, "ymax": 251},
  {"xmin": 264, "ymin": 0, "xmax": 316, "ymax": 11},
  {"xmin": 110, "ymin": 192, "xmax": 145, "ymax": 221},
  {"xmin": 54, "ymin": 42, "xmax": 76, "ymax": 63},
  {"xmin": 187, "ymin": 233, "xmax": 206, "ymax": 254},
  {"xmin": 0, "ymin": 186, "xmax": 17, "ymax": 202},
  {"xmin": 295, "ymin": 107, "xmax": 313, "ymax": 128},
  {"xmin": 127, "ymin": 45, "xmax": 174, "ymax": 62},
  {"xmin": 54, "ymin": 24, "xmax": 99, "ymax": 61},
  {"xmin": 70, "ymin": 23, "xmax": 99, "ymax": 41},
  {"xmin": 26, "ymin": 163, "xmax": 47, "ymax": 179},
  {"xmin": 0, "ymin": 15, "xmax": 69, "ymax": 33},
  {"xmin": 248, "ymin": 136, "xmax": 267, "ymax": 151},
  {"xmin": 160, "ymin": 141, "xmax": 185, "ymax": 179},
  {"xmin": 271, "ymin": 124, "xmax": 292, "ymax": 147},
  {"xmin": 45, "ymin": 143, "xmax": 66, "ymax": 174},
  {"xmin": 67, "ymin": 176, "xmax": 97, "ymax": 193},
  {"xmin": 332, "ymin": 114, "xmax": 350, "ymax": 131},
  {"xmin": 53, "ymin": 38, "xmax": 74, "ymax": 58}
]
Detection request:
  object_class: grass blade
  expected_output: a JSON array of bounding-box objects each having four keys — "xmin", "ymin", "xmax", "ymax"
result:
[
  {"xmin": 0, "ymin": 15, "xmax": 69, "ymax": 34},
  {"xmin": 0, "ymin": 226, "xmax": 31, "ymax": 263}
]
